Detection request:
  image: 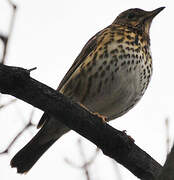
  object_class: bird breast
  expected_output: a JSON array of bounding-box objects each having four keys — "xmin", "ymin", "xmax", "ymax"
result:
[{"xmin": 60, "ymin": 28, "xmax": 153, "ymax": 120}]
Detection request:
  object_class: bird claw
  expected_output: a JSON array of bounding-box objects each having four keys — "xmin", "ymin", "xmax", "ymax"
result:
[
  {"xmin": 79, "ymin": 103, "xmax": 107, "ymax": 122},
  {"xmin": 92, "ymin": 112, "xmax": 108, "ymax": 123}
]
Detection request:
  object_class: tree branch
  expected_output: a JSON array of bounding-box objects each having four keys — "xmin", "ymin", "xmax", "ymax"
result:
[
  {"xmin": 0, "ymin": 109, "xmax": 35, "ymax": 154},
  {"xmin": 0, "ymin": 64, "xmax": 162, "ymax": 180},
  {"xmin": 158, "ymin": 146, "xmax": 174, "ymax": 180}
]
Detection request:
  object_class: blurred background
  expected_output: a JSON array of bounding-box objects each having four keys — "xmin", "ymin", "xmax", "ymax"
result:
[{"xmin": 0, "ymin": 0, "xmax": 173, "ymax": 179}]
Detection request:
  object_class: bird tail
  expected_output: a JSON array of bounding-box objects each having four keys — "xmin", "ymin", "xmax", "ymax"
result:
[{"xmin": 10, "ymin": 114, "xmax": 69, "ymax": 174}]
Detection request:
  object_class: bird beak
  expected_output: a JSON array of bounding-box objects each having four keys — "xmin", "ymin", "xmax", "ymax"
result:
[
  {"xmin": 140, "ymin": 7, "xmax": 165, "ymax": 35},
  {"xmin": 146, "ymin": 7, "xmax": 165, "ymax": 20}
]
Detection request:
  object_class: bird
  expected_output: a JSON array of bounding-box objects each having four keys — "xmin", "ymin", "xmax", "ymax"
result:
[{"xmin": 10, "ymin": 7, "xmax": 165, "ymax": 173}]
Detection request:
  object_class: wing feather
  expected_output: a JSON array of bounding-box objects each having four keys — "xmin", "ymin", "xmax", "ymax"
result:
[{"xmin": 57, "ymin": 27, "xmax": 108, "ymax": 90}]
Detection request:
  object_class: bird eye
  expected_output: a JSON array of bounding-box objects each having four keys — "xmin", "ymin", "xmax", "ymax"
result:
[{"xmin": 127, "ymin": 13, "xmax": 136, "ymax": 19}]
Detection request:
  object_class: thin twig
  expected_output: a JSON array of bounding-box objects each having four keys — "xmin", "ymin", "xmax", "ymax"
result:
[
  {"xmin": 0, "ymin": 109, "xmax": 35, "ymax": 155},
  {"xmin": 0, "ymin": 99, "xmax": 17, "ymax": 110},
  {"xmin": 65, "ymin": 138, "xmax": 99, "ymax": 180},
  {"xmin": 1, "ymin": 0, "xmax": 17, "ymax": 64},
  {"xmin": 165, "ymin": 118, "xmax": 170, "ymax": 155},
  {"xmin": 0, "ymin": 0, "xmax": 17, "ymax": 103}
]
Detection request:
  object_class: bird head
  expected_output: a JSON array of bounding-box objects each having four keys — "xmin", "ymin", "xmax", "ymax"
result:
[{"xmin": 113, "ymin": 7, "xmax": 165, "ymax": 35}]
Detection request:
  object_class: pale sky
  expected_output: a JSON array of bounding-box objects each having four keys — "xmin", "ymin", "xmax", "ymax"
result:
[{"xmin": 0, "ymin": 0, "xmax": 173, "ymax": 180}]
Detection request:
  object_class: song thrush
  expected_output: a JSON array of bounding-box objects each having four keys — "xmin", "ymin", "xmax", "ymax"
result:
[{"xmin": 11, "ymin": 7, "xmax": 165, "ymax": 173}]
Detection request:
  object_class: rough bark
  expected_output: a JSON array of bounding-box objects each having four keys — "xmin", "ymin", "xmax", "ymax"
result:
[{"xmin": 0, "ymin": 64, "xmax": 162, "ymax": 180}]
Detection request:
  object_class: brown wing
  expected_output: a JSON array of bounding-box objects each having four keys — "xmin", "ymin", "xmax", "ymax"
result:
[
  {"xmin": 57, "ymin": 27, "xmax": 108, "ymax": 91},
  {"xmin": 38, "ymin": 27, "xmax": 109, "ymax": 128}
]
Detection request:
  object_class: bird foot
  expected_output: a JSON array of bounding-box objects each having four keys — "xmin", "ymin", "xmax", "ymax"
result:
[
  {"xmin": 79, "ymin": 103, "xmax": 107, "ymax": 123},
  {"xmin": 92, "ymin": 112, "xmax": 108, "ymax": 123}
]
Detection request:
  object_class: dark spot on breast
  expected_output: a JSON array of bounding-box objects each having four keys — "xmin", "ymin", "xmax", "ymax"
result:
[
  {"xmin": 99, "ymin": 47, "xmax": 102, "ymax": 51},
  {"xmin": 100, "ymin": 70, "xmax": 105, "ymax": 78},
  {"xmin": 104, "ymin": 78, "xmax": 108, "ymax": 84},
  {"xmin": 135, "ymin": 35, "xmax": 138, "ymax": 45},
  {"xmin": 92, "ymin": 52, "xmax": 98, "ymax": 61},
  {"xmin": 87, "ymin": 66, "xmax": 92, "ymax": 72},
  {"xmin": 98, "ymin": 36, "xmax": 105, "ymax": 45},
  {"xmin": 86, "ymin": 61, "xmax": 91, "ymax": 67},
  {"xmin": 110, "ymin": 48, "xmax": 118, "ymax": 54},
  {"xmin": 127, "ymin": 35, "xmax": 132, "ymax": 40},
  {"xmin": 104, "ymin": 51, "xmax": 109, "ymax": 58},
  {"xmin": 94, "ymin": 72, "xmax": 98, "ymax": 78},
  {"xmin": 123, "ymin": 54, "xmax": 127, "ymax": 59},
  {"xmin": 117, "ymin": 31, "xmax": 124, "ymax": 36},
  {"xmin": 118, "ymin": 45, "xmax": 123, "ymax": 49},
  {"xmin": 125, "ymin": 41, "xmax": 130, "ymax": 45},
  {"xmin": 111, "ymin": 72, "xmax": 114, "ymax": 81},
  {"xmin": 103, "ymin": 61, "xmax": 107, "ymax": 65},
  {"xmin": 135, "ymin": 47, "xmax": 140, "ymax": 53},
  {"xmin": 119, "ymin": 55, "xmax": 123, "ymax": 60},
  {"xmin": 121, "ymin": 61, "xmax": 126, "ymax": 66},
  {"xmin": 112, "ymin": 55, "xmax": 118, "ymax": 62},
  {"xmin": 132, "ymin": 54, "xmax": 135, "ymax": 58},
  {"xmin": 99, "ymin": 54, "xmax": 104, "ymax": 59},
  {"xmin": 97, "ymin": 81, "xmax": 102, "ymax": 93},
  {"xmin": 126, "ymin": 47, "xmax": 130, "ymax": 51},
  {"xmin": 131, "ymin": 48, "xmax": 135, "ymax": 52},
  {"xmin": 92, "ymin": 59, "xmax": 96, "ymax": 66},
  {"xmin": 115, "ymin": 67, "xmax": 119, "ymax": 72},
  {"xmin": 110, "ymin": 38, "xmax": 114, "ymax": 42},
  {"xmin": 132, "ymin": 60, "xmax": 134, "ymax": 64},
  {"xmin": 99, "ymin": 66, "xmax": 103, "ymax": 71},
  {"xmin": 131, "ymin": 41, "xmax": 135, "ymax": 46},
  {"xmin": 120, "ymin": 49, "xmax": 125, "ymax": 53},
  {"xmin": 106, "ymin": 65, "xmax": 110, "ymax": 71},
  {"xmin": 127, "ymin": 60, "xmax": 130, "ymax": 64}
]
